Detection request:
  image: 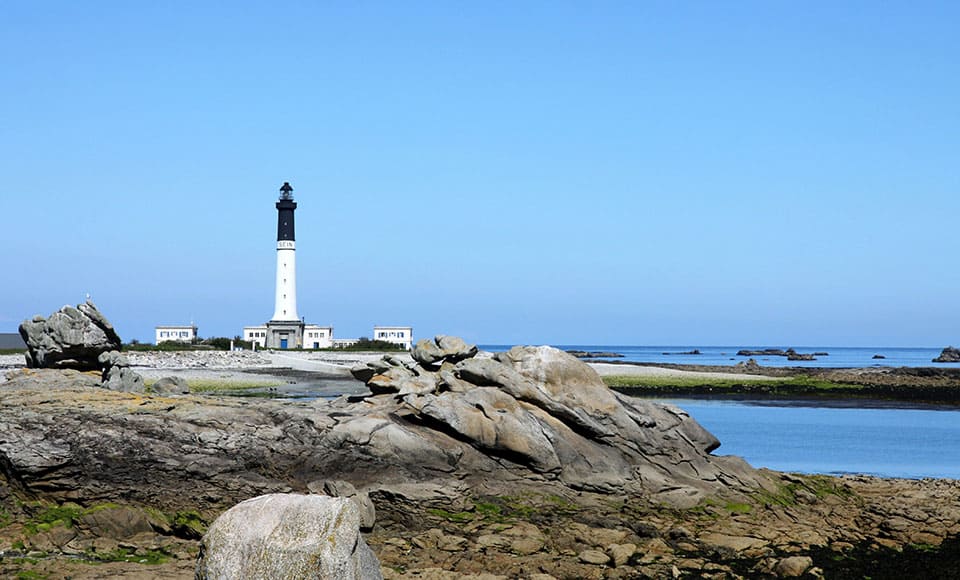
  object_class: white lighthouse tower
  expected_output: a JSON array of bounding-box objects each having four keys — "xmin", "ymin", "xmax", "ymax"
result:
[
  {"xmin": 264, "ymin": 182, "xmax": 305, "ymax": 349},
  {"xmin": 272, "ymin": 182, "xmax": 299, "ymax": 322}
]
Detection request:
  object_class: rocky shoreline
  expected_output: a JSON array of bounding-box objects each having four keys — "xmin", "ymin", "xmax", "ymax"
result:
[{"xmin": 1, "ymin": 345, "xmax": 960, "ymax": 578}]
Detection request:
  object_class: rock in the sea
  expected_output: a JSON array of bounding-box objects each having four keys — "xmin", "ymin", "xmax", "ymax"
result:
[
  {"xmin": 933, "ymin": 346, "xmax": 960, "ymax": 363},
  {"xmin": 566, "ymin": 350, "xmax": 624, "ymax": 359},
  {"xmin": 785, "ymin": 348, "xmax": 816, "ymax": 361},
  {"xmin": 19, "ymin": 300, "xmax": 122, "ymax": 370},
  {"xmin": 196, "ymin": 493, "xmax": 382, "ymax": 580}
]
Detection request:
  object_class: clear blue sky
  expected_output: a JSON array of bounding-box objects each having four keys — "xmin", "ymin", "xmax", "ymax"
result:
[{"xmin": 1, "ymin": 2, "xmax": 957, "ymax": 346}]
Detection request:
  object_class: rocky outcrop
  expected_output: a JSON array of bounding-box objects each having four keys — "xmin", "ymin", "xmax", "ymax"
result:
[
  {"xmin": 737, "ymin": 348, "xmax": 825, "ymax": 360},
  {"xmin": 0, "ymin": 339, "xmax": 767, "ymax": 517},
  {"xmin": 196, "ymin": 494, "xmax": 382, "ymax": 580},
  {"xmin": 348, "ymin": 341, "xmax": 767, "ymax": 502},
  {"xmin": 566, "ymin": 350, "xmax": 624, "ymax": 359},
  {"xmin": 933, "ymin": 346, "xmax": 960, "ymax": 363},
  {"xmin": 19, "ymin": 300, "xmax": 121, "ymax": 370},
  {"xmin": 786, "ymin": 349, "xmax": 816, "ymax": 361},
  {"xmin": 98, "ymin": 350, "xmax": 144, "ymax": 392},
  {"xmin": 411, "ymin": 335, "xmax": 478, "ymax": 367}
]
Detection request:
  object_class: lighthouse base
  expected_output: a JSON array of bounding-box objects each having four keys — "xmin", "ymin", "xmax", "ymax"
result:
[{"xmin": 265, "ymin": 320, "xmax": 305, "ymax": 350}]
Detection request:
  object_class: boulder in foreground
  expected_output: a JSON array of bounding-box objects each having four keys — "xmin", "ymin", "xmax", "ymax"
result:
[{"xmin": 196, "ymin": 493, "xmax": 382, "ymax": 580}]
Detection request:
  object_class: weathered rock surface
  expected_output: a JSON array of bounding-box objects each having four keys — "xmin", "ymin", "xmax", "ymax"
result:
[
  {"xmin": 933, "ymin": 346, "xmax": 960, "ymax": 363},
  {"xmin": 197, "ymin": 493, "xmax": 381, "ymax": 579},
  {"xmin": 0, "ymin": 339, "xmax": 766, "ymax": 518},
  {"xmin": 411, "ymin": 335, "xmax": 479, "ymax": 367},
  {"xmin": 99, "ymin": 350, "xmax": 145, "ymax": 392},
  {"xmin": 4, "ymin": 343, "xmax": 960, "ymax": 578},
  {"xmin": 149, "ymin": 375, "xmax": 191, "ymax": 395},
  {"xmin": 19, "ymin": 300, "xmax": 121, "ymax": 370}
]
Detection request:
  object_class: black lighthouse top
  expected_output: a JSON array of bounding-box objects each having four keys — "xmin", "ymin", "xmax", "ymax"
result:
[{"xmin": 276, "ymin": 182, "xmax": 297, "ymax": 242}]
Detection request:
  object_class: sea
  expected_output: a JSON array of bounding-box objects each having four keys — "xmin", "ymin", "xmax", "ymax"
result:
[
  {"xmin": 479, "ymin": 344, "xmax": 960, "ymax": 478},
  {"xmin": 660, "ymin": 398, "xmax": 960, "ymax": 480},
  {"xmin": 481, "ymin": 344, "xmax": 959, "ymax": 368}
]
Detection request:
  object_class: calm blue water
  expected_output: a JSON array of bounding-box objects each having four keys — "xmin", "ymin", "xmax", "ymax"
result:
[
  {"xmin": 662, "ymin": 399, "xmax": 960, "ymax": 479},
  {"xmin": 481, "ymin": 344, "xmax": 959, "ymax": 368}
]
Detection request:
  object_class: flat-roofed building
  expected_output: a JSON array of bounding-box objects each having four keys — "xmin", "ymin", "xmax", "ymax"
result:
[
  {"xmin": 373, "ymin": 326, "xmax": 413, "ymax": 350},
  {"xmin": 155, "ymin": 325, "xmax": 198, "ymax": 344}
]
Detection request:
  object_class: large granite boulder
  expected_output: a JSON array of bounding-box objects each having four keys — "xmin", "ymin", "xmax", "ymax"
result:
[
  {"xmin": 196, "ymin": 494, "xmax": 382, "ymax": 580},
  {"xmin": 933, "ymin": 346, "xmax": 960, "ymax": 363},
  {"xmin": 345, "ymin": 338, "xmax": 762, "ymax": 502},
  {"xmin": 19, "ymin": 300, "xmax": 122, "ymax": 370}
]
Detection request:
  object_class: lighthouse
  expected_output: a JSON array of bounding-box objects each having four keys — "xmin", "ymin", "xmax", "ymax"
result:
[
  {"xmin": 272, "ymin": 182, "xmax": 299, "ymax": 322},
  {"xmin": 263, "ymin": 182, "xmax": 306, "ymax": 349}
]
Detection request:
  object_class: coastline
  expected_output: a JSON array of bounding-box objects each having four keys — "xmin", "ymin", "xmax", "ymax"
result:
[
  {"xmin": 5, "ymin": 350, "xmax": 960, "ymax": 405},
  {"xmin": 3, "ymin": 349, "xmax": 960, "ymax": 578}
]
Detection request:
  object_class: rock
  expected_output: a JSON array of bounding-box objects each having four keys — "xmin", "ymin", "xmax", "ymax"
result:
[
  {"xmin": 79, "ymin": 505, "xmax": 153, "ymax": 539},
  {"xmin": 565, "ymin": 350, "xmax": 624, "ymax": 359},
  {"xmin": 774, "ymin": 555, "xmax": 813, "ymax": 577},
  {"xmin": 698, "ymin": 532, "xmax": 767, "ymax": 557},
  {"xmin": 736, "ymin": 349, "xmax": 788, "ymax": 357},
  {"xmin": 873, "ymin": 354, "xmax": 886, "ymax": 360},
  {"xmin": 933, "ymin": 346, "xmax": 960, "ymax": 363},
  {"xmin": 19, "ymin": 300, "xmax": 122, "ymax": 370},
  {"xmin": 608, "ymin": 543, "xmax": 637, "ymax": 567},
  {"xmin": 503, "ymin": 521, "xmax": 546, "ymax": 555},
  {"xmin": 310, "ymin": 479, "xmax": 376, "ymax": 531},
  {"xmin": 196, "ymin": 493, "xmax": 382, "ymax": 580},
  {"xmin": 149, "ymin": 376, "xmax": 190, "ymax": 395},
  {"xmin": 734, "ymin": 358, "xmax": 762, "ymax": 372},
  {"xmin": 99, "ymin": 350, "xmax": 145, "ymax": 392},
  {"xmin": 785, "ymin": 349, "xmax": 816, "ymax": 361},
  {"xmin": 579, "ymin": 549, "xmax": 611, "ymax": 565},
  {"xmin": 411, "ymin": 335, "xmax": 478, "ymax": 367}
]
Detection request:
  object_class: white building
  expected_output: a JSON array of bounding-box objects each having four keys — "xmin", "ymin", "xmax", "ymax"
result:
[
  {"xmin": 244, "ymin": 324, "xmax": 333, "ymax": 349},
  {"xmin": 374, "ymin": 326, "xmax": 413, "ymax": 350},
  {"xmin": 242, "ymin": 325, "xmax": 268, "ymax": 348},
  {"xmin": 155, "ymin": 324, "xmax": 198, "ymax": 344},
  {"xmin": 303, "ymin": 325, "xmax": 334, "ymax": 349}
]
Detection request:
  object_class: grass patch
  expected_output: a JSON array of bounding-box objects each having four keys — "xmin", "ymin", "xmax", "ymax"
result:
[
  {"xmin": 755, "ymin": 475, "xmax": 857, "ymax": 508},
  {"xmin": 16, "ymin": 571, "xmax": 47, "ymax": 580},
  {"xmin": 0, "ymin": 348, "xmax": 26, "ymax": 355},
  {"xmin": 724, "ymin": 502, "xmax": 752, "ymax": 514},
  {"xmin": 142, "ymin": 378, "xmax": 283, "ymax": 393},
  {"xmin": 22, "ymin": 502, "xmax": 85, "ymax": 534},
  {"xmin": 83, "ymin": 547, "xmax": 169, "ymax": 565},
  {"xmin": 171, "ymin": 510, "xmax": 207, "ymax": 538},
  {"xmin": 604, "ymin": 374, "xmax": 865, "ymax": 396}
]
